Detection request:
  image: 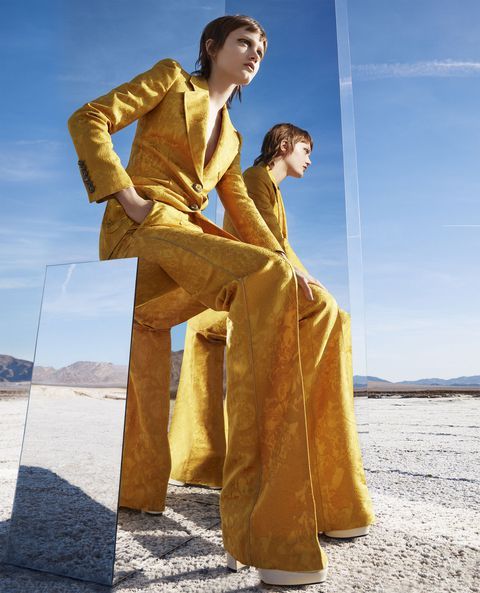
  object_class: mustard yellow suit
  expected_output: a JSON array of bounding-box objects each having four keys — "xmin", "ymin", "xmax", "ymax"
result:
[
  {"xmin": 67, "ymin": 56, "xmax": 362, "ymax": 572},
  {"xmin": 169, "ymin": 163, "xmax": 375, "ymax": 535}
]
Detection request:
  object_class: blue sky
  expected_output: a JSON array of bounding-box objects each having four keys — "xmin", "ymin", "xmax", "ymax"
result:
[
  {"xmin": 0, "ymin": 1, "xmax": 478, "ymax": 381},
  {"xmin": 348, "ymin": 0, "xmax": 480, "ymax": 380},
  {"xmin": 34, "ymin": 260, "xmax": 137, "ymax": 368}
]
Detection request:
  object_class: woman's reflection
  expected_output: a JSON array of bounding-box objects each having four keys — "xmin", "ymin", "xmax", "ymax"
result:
[{"xmin": 169, "ymin": 122, "xmax": 375, "ymax": 539}]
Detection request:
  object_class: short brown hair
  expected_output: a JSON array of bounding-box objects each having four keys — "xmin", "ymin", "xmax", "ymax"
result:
[
  {"xmin": 194, "ymin": 15, "xmax": 267, "ymax": 107},
  {"xmin": 253, "ymin": 123, "xmax": 313, "ymax": 166}
]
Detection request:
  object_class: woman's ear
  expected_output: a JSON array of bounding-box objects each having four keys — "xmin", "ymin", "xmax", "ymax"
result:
[
  {"xmin": 280, "ymin": 139, "xmax": 289, "ymax": 154},
  {"xmin": 205, "ymin": 38, "xmax": 217, "ymax": 60}
]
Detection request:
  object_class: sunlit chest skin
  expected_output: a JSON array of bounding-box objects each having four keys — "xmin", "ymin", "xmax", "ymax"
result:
[
  {"xmin": 210, "ymin": 26, "xmax": 265, "ymax": 86},
  {"xmin": 284, "ymin": 141, "xmax": 312, "ymax": 178}
]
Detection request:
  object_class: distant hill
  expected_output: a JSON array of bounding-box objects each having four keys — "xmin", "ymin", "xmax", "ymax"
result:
[
  {"xmin": 1, "ymin": 353, "xmax": 479, "ymax": 389},
  {"xmin": 354, "ymin": 375, "xmax": 392, "ymax": 386},
  {"xmin": 32, "ymin": 361, "xmax": 129, "ymax": 386},
  {"xmin": 355, "ymin": 374, "xmax": 480, "ymax": 387},
  {"xmin": 397, "ymin": 376, "xmax": 480, "ymax": 387},
  {"xmin": 0, "ymin": 355, "xmax": 32, "ymax": 382},
  {"xmin": 0, "ymin": 353, "xmax": 184, "ymax": 390}
]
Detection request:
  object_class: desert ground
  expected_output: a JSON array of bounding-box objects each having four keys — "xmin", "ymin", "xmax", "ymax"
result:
[{"xmin": 0, "ymin": 389, "xmax": 478, "ymax": 592}]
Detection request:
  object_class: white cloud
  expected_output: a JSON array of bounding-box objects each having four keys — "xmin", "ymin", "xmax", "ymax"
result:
[
  {"xmin": 43, "ymin": 263, "xmax": 137, "ymax": 318},
  {"xmin": 61, "ymin": 264, "xmax": 76, "ymax": 295},
  {"xmin": 353, "ymin": 59, "xmax": 480, "ymax": 80}
]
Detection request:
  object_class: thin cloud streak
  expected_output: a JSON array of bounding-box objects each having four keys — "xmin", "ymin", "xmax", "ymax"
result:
[
  {"xmin": 61, "ymin": 264, "xmax": 76, "ymax": 295},
  {"xmin": 353, "ymin": 59, "xmax": 480, "ymax": 80}
]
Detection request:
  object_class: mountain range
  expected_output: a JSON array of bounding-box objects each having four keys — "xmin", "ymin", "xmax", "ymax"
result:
[
  {"xmin": 1, "ymin": 354, "xmax": 479, "ymax": 388},
  {"xmin": 353, "ymin": 374, "xmax": 480, "ymax": 387}
]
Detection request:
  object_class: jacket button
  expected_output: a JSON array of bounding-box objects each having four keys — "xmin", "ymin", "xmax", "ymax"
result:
[
  {"xmin": 192, "ymin": 182, "xmax": 203, "ymax": 192},
  {"xmin": 189, "ymin": 203, "xmax": 199, "ymax": 211}
]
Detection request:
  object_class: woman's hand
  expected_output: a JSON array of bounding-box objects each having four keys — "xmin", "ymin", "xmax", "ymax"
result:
[
  {"xmin": 114, "ymin": 187, "xmax": 154, "ymax": 224},
  {"xmin": 277, "ymin": 252, "xmax": 326, "ymax": 301},
  {"xmin": 293, "ymin": 267, "xmax": 327, "ymax": 301}
]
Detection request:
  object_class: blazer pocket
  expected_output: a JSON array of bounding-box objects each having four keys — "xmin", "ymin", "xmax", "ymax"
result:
[
  {"xmin": 102, "ymin": 199, "xmax": 133, "ymax": 233},
  {"xmin": 137, "ymin": 200, "xmax": 161, "ymax": 227}
]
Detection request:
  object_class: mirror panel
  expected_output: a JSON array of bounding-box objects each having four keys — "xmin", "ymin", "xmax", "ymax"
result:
[
  {"xmin": 4, "ymin": 258, "xmax": 138, "ymax": 586},
  {"xmin": 224, "ymin": 0, "xmax": 369, "ymax": 434}
]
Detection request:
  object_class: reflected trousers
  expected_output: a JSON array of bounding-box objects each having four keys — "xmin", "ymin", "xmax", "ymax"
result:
[
  {"xmin": 109, "ymin": 201, "xmax": 327, "ymax": 571},
  {"xmin": 169, "ymin": 291, "xmax": 375, "ymax": 533}
]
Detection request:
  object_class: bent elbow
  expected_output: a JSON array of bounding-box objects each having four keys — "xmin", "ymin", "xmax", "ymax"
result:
[{"xmin": 67, "ymin": 107, "xmax": 83, "ymax": 136}]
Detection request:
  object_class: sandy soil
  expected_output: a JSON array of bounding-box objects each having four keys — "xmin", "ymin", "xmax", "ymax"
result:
[{"xmin": 0, "ymin": 395, "xmax": 478, "ymax": 592}]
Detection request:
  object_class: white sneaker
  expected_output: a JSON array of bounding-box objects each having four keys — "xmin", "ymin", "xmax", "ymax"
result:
[
  {"xmin": 324, "ymin": 525, "xmax": 370, "ymax": 538},
  {"xmin": 226, "ymin": 552, "xmax": 328, "ymax": 585},
  {"xmin": 168, "ymin": 478, "xmax": 187, "ymax": 486},
  {"xmin": 141, "ymin": 509, "xmax": 163, "ymax": 515}
]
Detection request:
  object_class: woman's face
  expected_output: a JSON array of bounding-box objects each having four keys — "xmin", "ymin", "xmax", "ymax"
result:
[
  {"xmin": 208, "ymin": 26, "xmax": 265, "ymax": 86},
  {"xmin": 284, "ymin": 141, "xmax": 313, "ymax": 178}
]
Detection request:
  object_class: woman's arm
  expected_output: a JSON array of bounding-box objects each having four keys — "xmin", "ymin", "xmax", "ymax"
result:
[
  {"xmin": 242, "ymin": 167, "xmax": 324, "ymax": 298},
  {"xmin": 67, "ymin": 58, "xmax": 181, "ymax": 205},
  {"xmin": 242, "ymin": 167, "xmax": 288, "ymax": 252},
  {"xmin": 216, "ymin": 138, "xmax": 285, "ymax": 254}
]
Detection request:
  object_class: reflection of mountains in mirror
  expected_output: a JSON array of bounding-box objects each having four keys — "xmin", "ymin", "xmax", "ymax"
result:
[
  {"xmin": 2, "ymin": 353, "xmax": 479, "ymax": 393},
  {"xmin": 0, "ymin": 354, "xmax": 33, "ymax": 382},
  {"xmin": 32, "ymin": 361, "xmax": 128, "ymax": 387}
]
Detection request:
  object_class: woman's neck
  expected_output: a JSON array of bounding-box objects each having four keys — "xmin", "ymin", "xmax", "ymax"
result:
[
  {"xmin": 268, "ymin": 159, "xmax": 288, "ymax": 185},
  {"xmin": 207, "ymin": 69, "xmax": 237, "ymax": 112}
]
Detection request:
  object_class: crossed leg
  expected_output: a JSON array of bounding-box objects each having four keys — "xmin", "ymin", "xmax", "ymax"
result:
[{"xmin": 109, "ymin": 213, "xmax": 327, "ymax": 571}]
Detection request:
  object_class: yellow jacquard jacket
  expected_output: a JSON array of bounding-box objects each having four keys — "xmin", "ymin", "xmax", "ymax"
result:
[
  {"xmin": 224, "ymin": 163, "xmax": 309, "ymax": 274},
  {"xmin": 67, "ymin": 58, "xmax": 283, "ymax": 259}
]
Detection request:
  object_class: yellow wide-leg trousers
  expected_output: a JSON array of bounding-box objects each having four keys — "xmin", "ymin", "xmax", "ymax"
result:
[
  {"xmin": 169, "ymin": 286, "xmax": 376, "ymax": 533},
  {"xmin": 109, "ymin": 201, "xmax": 328, "ymax": 571}
]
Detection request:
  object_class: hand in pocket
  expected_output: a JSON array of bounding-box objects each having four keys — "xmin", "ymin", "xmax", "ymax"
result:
[{"xmin": 115, "ymin": 188, "xmax": 154, "ymax": 224}]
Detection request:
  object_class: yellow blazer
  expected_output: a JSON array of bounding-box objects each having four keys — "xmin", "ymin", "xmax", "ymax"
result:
[
  {"xmin": 67, "ymin": 58, "xmax": 283, "ymax": 259},
  {"xmin": 224, "ymin": 163, "xmax": 308, "ymax": 274}
]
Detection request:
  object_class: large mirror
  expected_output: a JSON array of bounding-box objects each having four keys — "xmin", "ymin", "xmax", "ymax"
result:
[
  {"xmin": 221, "ymin": 0, "xmax": 370, "ymax": 429},
  {"xmin": 4, "ymin": 258, "xmax": 138, "ymax": 586},
  {"xmin": 167, "ymin": 0, "xmax": 369, "ymax": 497}
]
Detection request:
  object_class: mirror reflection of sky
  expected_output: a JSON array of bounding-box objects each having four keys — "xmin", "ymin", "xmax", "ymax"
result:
[
  {"xmin": 34, "ymin": 260, "xmax": 137, "ymax": 368},
  {"xmin": 0, "ymin": 1, "xmax": 479, "ymax": 381},
  {"xmin": 225, "ymin": 0, "xmax": 349, "ymax": 306}
]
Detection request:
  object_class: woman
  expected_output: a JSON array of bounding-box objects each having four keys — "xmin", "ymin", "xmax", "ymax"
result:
[
  {"xmin": 68, "ymin": 15, "xmax": 329, "ymax": 585},
  {"xmin": 169, "ymin": 123, "xmax": 376, "ymax": 539}
]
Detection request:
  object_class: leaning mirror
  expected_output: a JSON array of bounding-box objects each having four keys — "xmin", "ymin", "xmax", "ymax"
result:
[
  {"xmin": 222, "ymin": 0, "xmax": 370, "ymax": 434},
  {"xmin": 4, "ymin": 258, "xmax": 138, "ymax": 586}
]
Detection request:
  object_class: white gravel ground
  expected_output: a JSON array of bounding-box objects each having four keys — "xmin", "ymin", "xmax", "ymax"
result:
[{"xmin": 0, "ymin": 395, "xmax": 479, "ymax": 593}]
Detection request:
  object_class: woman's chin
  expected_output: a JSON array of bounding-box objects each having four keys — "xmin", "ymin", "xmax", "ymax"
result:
[{"xmin": 236, "ymin": 71, "xmax": 254, "ymax": 86}]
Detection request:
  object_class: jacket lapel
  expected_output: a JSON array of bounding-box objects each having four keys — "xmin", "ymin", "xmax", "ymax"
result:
[
  {"xmin": 184, "ymin": 74, "xmax": 209, "ymax": 182},
  {"xmin": 265, "ymin": 164, "xmax": 288, "ymax": 238},
  {"xmin": 204, "ymin": 105, "xmax": 239, "ymax": 179},
  {"xmin": 185, "ymin": 74, "xmax": 240, "ymax": 183}
]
